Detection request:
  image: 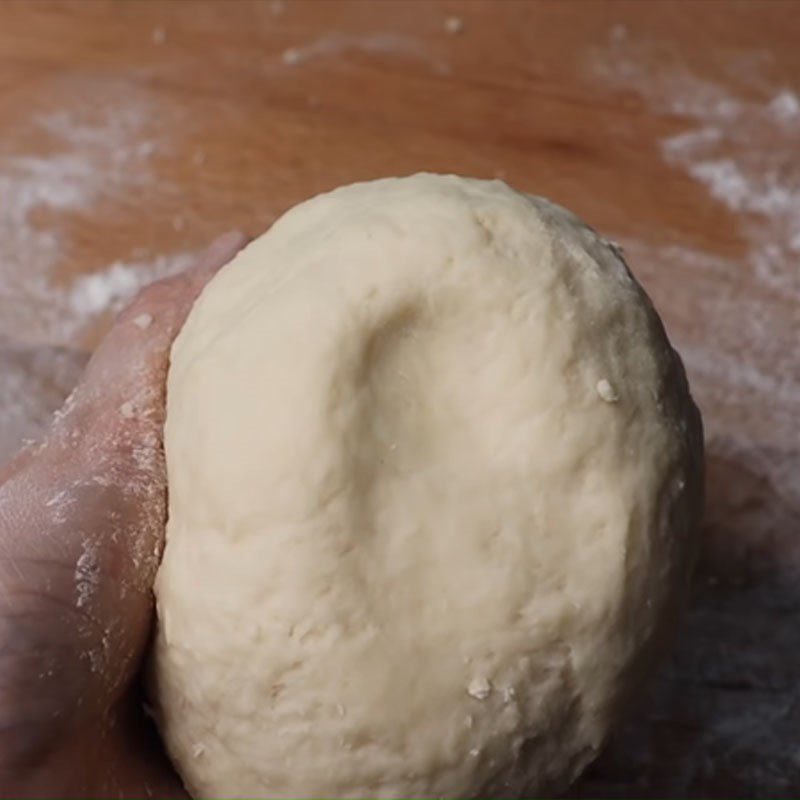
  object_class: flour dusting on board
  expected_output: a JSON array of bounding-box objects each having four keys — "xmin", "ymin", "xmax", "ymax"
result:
[
  {"xmin": 0, "ymin": 98, "xmax": 195, "ymax": 346},
  {"xmin": 279, "ymin": 32, "xmax": 450, "ymax": 74},
  {"xmin": 68, "ymin": 253, "xmax": 195, "ymax": 317},
  {"xmin": 0, "ymin": 92, "xmax": 195, "ymax": 460},
  {"xmin": 592, "ymin": 32, "xmax": 800, "ymax": 300},
  {"xmin": 660, "ymin": 92, "xmax": 800, "ymax": 298}
]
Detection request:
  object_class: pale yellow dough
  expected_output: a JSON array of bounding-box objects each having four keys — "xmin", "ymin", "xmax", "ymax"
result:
[{"xmin": 153, "ymin": 174, "xmax": 703, "ymax": 798}]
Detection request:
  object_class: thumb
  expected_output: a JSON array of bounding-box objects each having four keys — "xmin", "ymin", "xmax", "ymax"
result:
[
  {"xmin": 0, "ymin": 232, "xmax": 249, "ymax": 737},
  {"xmin": 58, "ymin": 231, "xmax": 249, "ymax": 448}
]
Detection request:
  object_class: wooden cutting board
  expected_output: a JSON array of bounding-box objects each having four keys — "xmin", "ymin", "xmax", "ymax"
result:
[{"xmin": 0, "ymin": 1, "xmax": 798, "ymax": 795}]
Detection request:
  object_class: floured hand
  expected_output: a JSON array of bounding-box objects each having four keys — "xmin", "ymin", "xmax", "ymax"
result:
[{"xmin": 0, "ymin": 232, "xmax": 248, "ymax": 799}]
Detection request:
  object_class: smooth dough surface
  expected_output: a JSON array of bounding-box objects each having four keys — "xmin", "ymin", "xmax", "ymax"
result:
[{"xmin": 153, "ymin": 174, "xmax": 703, "ymax": 798}]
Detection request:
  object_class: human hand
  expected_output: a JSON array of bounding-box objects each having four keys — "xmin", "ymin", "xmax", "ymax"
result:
[{"xmin": 0, "ymin": 232, "xmax": 248, "ymax": 799}]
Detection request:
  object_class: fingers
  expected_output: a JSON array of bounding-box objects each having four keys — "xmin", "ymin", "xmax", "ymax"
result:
[
  {"xmin": 85, "ymin": 232, "xmax": 248, "ymax": 399},
  {"xmin": 0, "ymin": 232, "xmax": 250, "ymax": 768},
  {"xmin": 0, "ymin": 232, "xmax": 250, "ymax": 774},
  {"xmin": 53, "ymin": 232, "xmax": 249, "ymax": 448},
  {"xmin": 117, "ymin": 229, "xmax": 250, "ymax": 336},
  {"xmin": 177, "ymin": 230, "xmax": 251, "ymax": 298}
]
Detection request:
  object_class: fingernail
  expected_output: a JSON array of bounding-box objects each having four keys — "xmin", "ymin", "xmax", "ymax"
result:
[
  {"xmin": 189, "ymin": 231, "xmax": 250, "ymax": 283},
  {"xmin": 213, "ymin": 230, "xmax": 250, "ymax": 253},
  {"xmin": 205, "ymin": 231, "xmax": 250, "ymax": 265}
]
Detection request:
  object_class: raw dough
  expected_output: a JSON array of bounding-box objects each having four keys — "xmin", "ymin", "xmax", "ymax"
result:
[{"xmin": 153, "ymin": 174, "xmax": 703, "ymax": 798}]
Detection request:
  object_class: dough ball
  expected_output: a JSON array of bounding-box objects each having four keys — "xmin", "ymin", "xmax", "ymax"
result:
[{"xmin": 152, "ymin": 174, "xmax": 703, "ymax": 798}]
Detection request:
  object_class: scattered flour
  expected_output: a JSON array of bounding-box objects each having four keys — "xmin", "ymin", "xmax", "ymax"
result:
[
  {"xmin": 0, "ymin": 346, "xmax": 88, "ymax": 464},
  {"xmin": 444, "ymin": 16, "xmax": 465, "ymax": 35},
  {"xmin": 767, "ymin": 89, "xmax": 800, "ymax": 124},
  {"xmin": 0, "ymin": 93, "xmax": 197, "ymax": 460},
  {"xmin": 0, "ymin": 96, "xmax": 195, "ymax": 346},
  {"xmin": 68, "ymin": 252, "xmax": 195, "ymax": 317},
  {"xmin": 44, "ymin": 486, "xmax": 77, "ymax": 525},
  {"xmin": 75, "ymin": 540, "xmax": 100, "ymax": 610},
  {"xmin": 278, "ymin": 32, "xmax": 449, "ymax": 74},
  {"xmin": 591, "ymin": 30, "xmax": 800, "ymax": 300},
  {"xmin": 281, "ymin": 48, "xmax": 302, "ymax": 66}
]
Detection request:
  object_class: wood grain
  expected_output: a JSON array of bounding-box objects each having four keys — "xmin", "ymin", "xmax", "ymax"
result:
[{"xmin": 0, "ymin": 1, "xmax": 798, "ymax": 796}]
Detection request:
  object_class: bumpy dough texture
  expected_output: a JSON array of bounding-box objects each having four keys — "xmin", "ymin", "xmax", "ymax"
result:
[{"xmin": 153, "ymin": 175, "xmax": 703, "ymax": 799}]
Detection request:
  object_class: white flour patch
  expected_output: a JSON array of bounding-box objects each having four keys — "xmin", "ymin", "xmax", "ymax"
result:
[
  {"xmin": 444, "ymin": 16, "xmax": 465, "ymax": 35},
  {"xmin": 0, "ymin": 91, "xmax": 192, "ymax": 346},
  {"xmin": 68, "ymin": 252, "xmax": 195, "ymax": 318},
  {"xmin": 75, "ymin": 540, "xmax": 100, "ymax": 610},
  {"xmin": 767, "ymin": 89, "xmax": 800, "ymax": 124},
  {"xmin": 0, "ymin": 100, "xmax": 145, "ymax": 341},
  {"xmin": 0, "ymin": 346, "xmax": 88, "ymax": 464},
  {"xmin": 590, "ymin": 31, "xmax": 800, "ymax": 300},
  {"xmin": 278, "ymin": 32, "xmax": 449, "ymax": 74},
  {"xmin": 0, "ymin": 91, "xmax": 197, "ymax": 463},
  {"xmin": 45, "ymin": 485, "xmax": 79, "ymax": 524}
]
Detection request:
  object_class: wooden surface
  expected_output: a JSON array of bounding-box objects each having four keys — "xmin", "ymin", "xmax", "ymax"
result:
[{"xmin": 0, "ymin": 1, "xmax": 798, "ymax": 796}]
